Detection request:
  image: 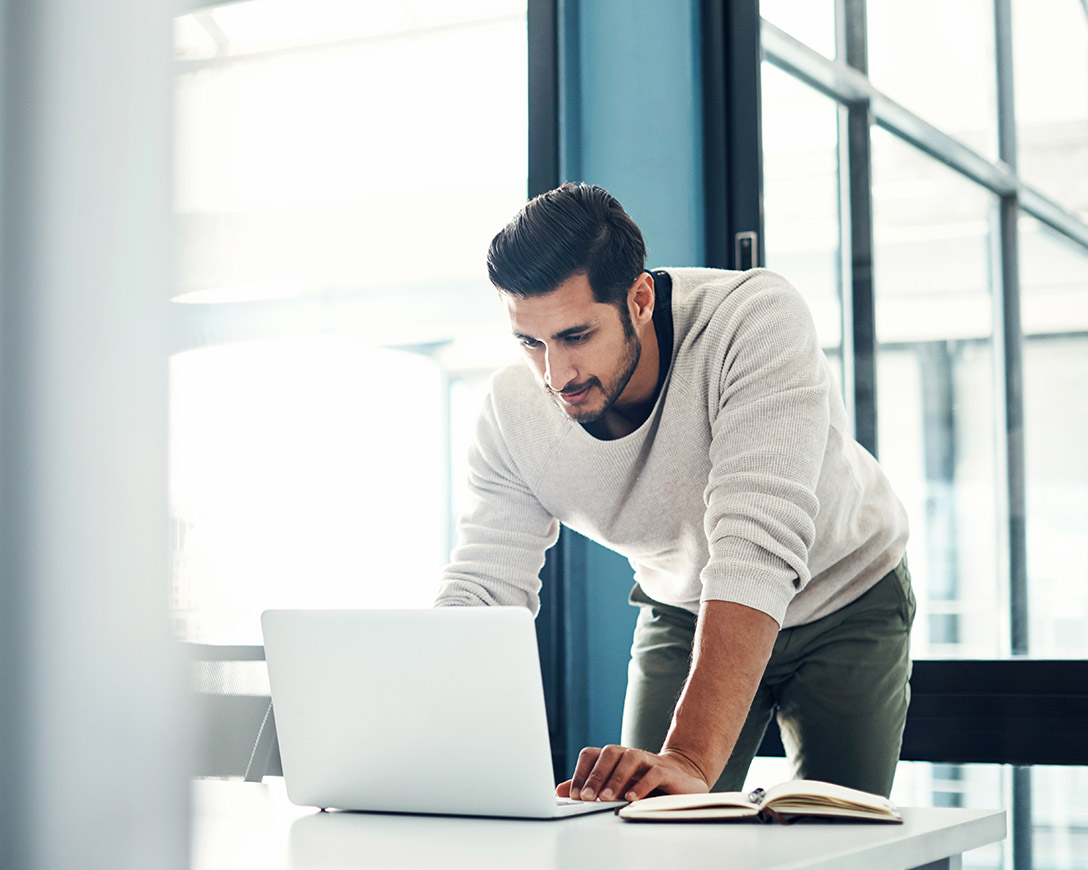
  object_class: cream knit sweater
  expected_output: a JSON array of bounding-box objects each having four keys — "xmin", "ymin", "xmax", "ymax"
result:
[{"xmin": 436, "ymin": 268, "xmax": 908, "ymax": 628}]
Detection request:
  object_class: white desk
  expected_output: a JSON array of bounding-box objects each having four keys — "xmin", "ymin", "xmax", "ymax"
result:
[{"xmin": 192, "ymin": 779, "xmax": 1006, "ymax": 870}]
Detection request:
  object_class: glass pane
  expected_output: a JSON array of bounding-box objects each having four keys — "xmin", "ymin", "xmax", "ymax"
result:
[
  {"xmin": 871, "ymin": 128, "xmax": 1002, "ymax": 658},
  {"xmin": 171, "ymin": 0, "xmax": 527, "ymax": 642},
  {"xmin": 893, "ymin": 762, "xmax": 1005, "ymax": 869},
  {"xmin": 173, "ymin": 1, "xmax": 526, "ymax": 308},
  {"xmin": 1020, "ymin": 216, "xmax": 1088, "ymax": 657},
  {"xmin": 761, "ymin": 62, "xmax": 844, "ymax": 384},
  {"xmin": 1011, "ymin": 0, "xmax": 1088, "ymax": 219},
  {"xmin": 867, "ymin": 0, "xmax": 998, "ymax": 158},
  {"xmin": 751, "ymin": 759, "xmax": 1088, "ymax": 869},
  {"xmin": 1031, "ymin": 765, "xmax": 1088, "ymax": 869},
  {"xmin": 170, "ymin": 341, "xmax": 447, "ymax": 643},
  {"xmin": 760, "ymin": 0, "xmax": 835, "ymax": 59},
  {"xmin": 894, "ymin": 763, "xmax": 1088, "ymax": 870}
]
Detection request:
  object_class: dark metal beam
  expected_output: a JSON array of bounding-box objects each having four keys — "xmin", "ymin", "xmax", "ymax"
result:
[
  {"xmin": 528, "ymin": 0, "xmax": 559, "ymax": 198},
  {"xmin": 527, "ymin": 0, "xmax": 565, "ymax": 782},
  {"xmin": 759, "ymin": 659, "xmax": 1088, "ymax": 766},
  {"xmin": 701, "ymin": 0, "xmax": 763, "ymax": 270},
  {"xmin": 999, "ymin": 193, "xmax": 1030, "ymax": 658},
  {"xmin": 701, "ymin": 0, "xmax": 730, "ymax": 268},
  {"xmin": 839, "ymin": 0, "xmax": 878, "ymax": 456},
  {"xmin": 993, "ymin": 0, "xmax": 1029, "ymax": 657},
  {"xmin": 900, "ymin": 660, "xmax": 1088, "ymax": 766}
]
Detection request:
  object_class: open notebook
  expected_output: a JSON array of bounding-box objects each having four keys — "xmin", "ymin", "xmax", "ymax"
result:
[
  {"xmin": 261, "ymin": 607, "xmax": 625, "ymax": 819},
  {"xmin": 618, "ymin": 779, "xmax": 902, "ymax": 824}
]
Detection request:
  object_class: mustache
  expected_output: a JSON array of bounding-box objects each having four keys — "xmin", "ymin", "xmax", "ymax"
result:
[{"xmin": 551, "ymin": 377, "xmax": 600, "ymax": 396}]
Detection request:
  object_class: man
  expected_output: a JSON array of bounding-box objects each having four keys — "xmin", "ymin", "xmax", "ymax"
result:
[{"xmin": 436, "ymin": 183, "xmax": 914, "ymax": 803}]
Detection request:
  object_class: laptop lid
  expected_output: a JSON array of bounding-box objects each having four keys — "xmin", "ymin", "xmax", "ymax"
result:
[{"xmin": 261, "ymin": 607, "xmax": 578, "ymax": 818}]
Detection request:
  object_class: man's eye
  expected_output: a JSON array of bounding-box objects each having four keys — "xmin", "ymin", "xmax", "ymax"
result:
[
  {"xmin": 565, "ymin": 333, "xmax": 590, "ymax": 344},
  {"xmin": 520, "ymin": 337, "xmax": 541, "ymax": 349}
]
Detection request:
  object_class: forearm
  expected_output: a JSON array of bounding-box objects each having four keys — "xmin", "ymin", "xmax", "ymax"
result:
[
  {"xmin": 659, "ymin": 599, "xmax": 779, "ymax": 787},
  {"xmin": 437, "ymin": 514, "xmax": 559, "ymax": 611},
  {"xmin": 437, "ymin": 409, "xmax": 560, "ymax": 611}
]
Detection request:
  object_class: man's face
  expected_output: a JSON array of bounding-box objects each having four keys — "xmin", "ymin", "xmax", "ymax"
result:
[{"xmin": 504, "ymin": 273, "xmax": 641, "ymax": 424}]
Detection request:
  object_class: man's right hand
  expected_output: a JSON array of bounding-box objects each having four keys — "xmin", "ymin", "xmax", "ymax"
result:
[{"xmin": 555, "ymin": 745, "xmax": 710, "ymax": 802}]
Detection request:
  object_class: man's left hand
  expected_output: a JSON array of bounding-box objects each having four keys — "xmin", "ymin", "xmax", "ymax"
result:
[{"xmin": 555, "ymin": 745, "xmax": 710, "ymax": 802}]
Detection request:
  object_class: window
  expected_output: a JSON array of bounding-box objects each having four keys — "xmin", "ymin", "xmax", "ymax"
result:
[
  {"xmin": 1011, "ymin": 0, "xmax": 1088, "ymax": 217},
  {"xmin": 871, "ymin": 130, "xmax": 1001, "ymax": 658},
  {"xmin": 1020, "ymin": 218, "xmax": 1088, "ymax": 657},
  {"xmin": 867, "ymin": 0, "xmax": 998, "ymax": 158},
  {"xmin": 171, "ymin": 0, "xmax": 527, "ymax": 644},
  {"xmin": 756, "ymin": 2, "xmax": 1088, "ymax": 867},
  {"xmin": 761, "ymin": 62, "xmax": 844, "ymax": 387}
]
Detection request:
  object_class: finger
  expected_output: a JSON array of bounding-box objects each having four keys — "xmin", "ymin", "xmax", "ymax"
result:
[
  {"xmin": 555, "ymin": 780, "xmax": 572, "ymax": 798},
  {"xmin": 598, "ymin": 750, "xmax": 647, "ymax": 801},
  {"xmin": 623, "ymin": 764, "xmax": 666, "ymax": 802},
  {"xmin": 578, "ymin": 744, "xmax": 627, "ymax": 801},
  {"xmin": 568, "ymin": 747, "xmax": 602, "ymax": 800}
]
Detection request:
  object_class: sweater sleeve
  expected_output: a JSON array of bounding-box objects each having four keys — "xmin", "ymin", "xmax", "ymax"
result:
[
  {"xmin": 434, "ymin": 389, "xmax": 560, "ymax": 614},
  {"xmin": 699, "ymin": 272, "xmax": 829, "ymax": 625}
]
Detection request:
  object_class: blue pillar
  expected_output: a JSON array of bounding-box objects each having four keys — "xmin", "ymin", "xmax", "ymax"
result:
[{"xmin": 556, "ymin": 0, "xmax": 705, "ymax": 761}]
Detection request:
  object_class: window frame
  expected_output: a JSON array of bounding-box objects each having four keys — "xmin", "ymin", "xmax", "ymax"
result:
[{"xmin": 699, "ymin": 3, "xmax": 1088, "ymax": 869}]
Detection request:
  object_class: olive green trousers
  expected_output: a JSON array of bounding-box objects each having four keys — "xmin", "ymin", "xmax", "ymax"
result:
[{"xmin": 620, "ymin": 558, "xmax": 916, "ymax": 797}]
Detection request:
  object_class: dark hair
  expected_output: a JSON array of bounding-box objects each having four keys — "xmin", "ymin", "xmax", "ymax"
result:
[{"xmin": 487, "ymin": 183, "xmax": 647, "ymax": 306}]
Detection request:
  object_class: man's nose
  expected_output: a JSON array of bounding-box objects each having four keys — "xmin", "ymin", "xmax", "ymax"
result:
[{"xmin": 544, "ymin": 347, "xmax": 575, "ymax": 391}]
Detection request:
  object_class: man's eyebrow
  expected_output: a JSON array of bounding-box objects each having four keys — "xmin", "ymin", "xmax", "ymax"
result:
[{"xmin": 513, "ymin": 323, "xmax": 595, "ymax": 342}]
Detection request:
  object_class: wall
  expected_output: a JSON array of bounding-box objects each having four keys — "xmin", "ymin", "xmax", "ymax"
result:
[{"xmin": 0, "ymin": 2, "xmax": 189, "ymax": 867}]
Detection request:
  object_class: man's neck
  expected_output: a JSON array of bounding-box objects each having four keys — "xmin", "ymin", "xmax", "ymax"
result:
[
  {"xmin": 586, "ymin": 318, "xmax": 661, "ymax": 440},
  {"xmin": 595, "ymin": 395, "xmax": 658, "ymax": 439}
]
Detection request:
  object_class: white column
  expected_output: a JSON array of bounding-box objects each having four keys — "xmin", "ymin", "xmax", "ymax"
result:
[{"xmin": 0, "ymin": 2, "xmax": 189, "ymax": 869}]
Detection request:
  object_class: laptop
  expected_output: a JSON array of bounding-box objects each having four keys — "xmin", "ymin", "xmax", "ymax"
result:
[{"xmin": 261, "ymin": 607, "xmax": 626, "ymax": 819}]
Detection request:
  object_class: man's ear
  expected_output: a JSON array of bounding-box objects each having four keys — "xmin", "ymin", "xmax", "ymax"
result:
[{"xmin": 629, "ymin": 271, "xmax": 655, "ymax": 326}]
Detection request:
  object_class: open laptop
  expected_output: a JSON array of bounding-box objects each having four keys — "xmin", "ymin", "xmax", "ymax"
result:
[{"xmin": 261, "ymin": 607, "xmax": 626, "ymax": 819}]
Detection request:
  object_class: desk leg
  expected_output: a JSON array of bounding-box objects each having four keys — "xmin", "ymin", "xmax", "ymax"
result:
[
  {"xmin": 243, "ymin": 701, "xmax": 276, "ymax": 782},
  {"xmin": 910, "ymin": 857, "xmax": 962, "ymax": 870}
]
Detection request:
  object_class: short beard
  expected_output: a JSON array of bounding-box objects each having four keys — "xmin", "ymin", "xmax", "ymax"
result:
[{"xmin": 549, "ymin": 306, "xmax": 642, "ymax": 424}]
